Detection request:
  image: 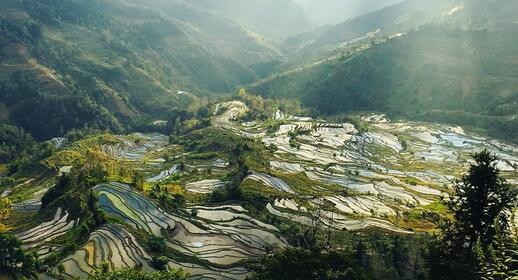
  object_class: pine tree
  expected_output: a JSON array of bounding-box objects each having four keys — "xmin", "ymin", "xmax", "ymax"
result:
[
  {"xmin": 480, "ymin": 214, "xmax": 518, "ymax": 280},
  {"xmin": 481, "ymin": 239, "xmax": 518, "ymax": 280},
  {"xmin": 426, "ymin": 150, "xmax": 517, "ymax": 279},
  {"xmin": 447, "ymin": 150, "xmax": 515, "ymax": 250}
]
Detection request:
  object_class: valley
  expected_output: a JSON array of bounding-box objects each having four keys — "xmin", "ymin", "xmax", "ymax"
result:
[
  {"xmin": 1, "ymin": 0, "xmax": 517, "ymax": 279},
  {"xmin": 1, "ymin": 100, "xmax": 516, "ymax": 279}
]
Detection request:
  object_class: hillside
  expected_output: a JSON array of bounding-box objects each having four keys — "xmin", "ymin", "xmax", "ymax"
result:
[
  {"xmin": 283, "ymin": 0, "xmax": 460, "ymax": 57},
  {"xmin": 252, "ymin": 1, "xmax": 518, "ymax": 143},
  {"xmin": 0, "ymin": 0, "xmax": 284, "ymax": 140},
  {"xmin": 0, "ymin": 1, "xmax": 517, "ymax": 279},
  {"xmin": 1, "ymin": 99, "xmax": 516, "ymax": 279}
]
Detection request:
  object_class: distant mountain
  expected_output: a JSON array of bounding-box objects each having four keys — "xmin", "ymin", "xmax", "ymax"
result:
[
  {"xmin": 192, "ymin": 0, "xmax": 314, "ymax": 41},
  {"xmin": 0, "ymin": 0, "xmax": 284, "ymax": 140},
  {"xmin": 293, "ymin": 0, "xmax": 403, "ymax": 26},
  {"xmin": 251, "ymin": 0, "xmax": 518, "ymax": 143},
  {"xmin": 128, "ymin": 0, "xmax": 284, "ymax": 66},
  {"xmin": 1, "ymin": 0, "xmax": 517, "ymax": 144},
  {"xmin": 284, "ymin": 0, "xmax": 459, "ymax": 57}
]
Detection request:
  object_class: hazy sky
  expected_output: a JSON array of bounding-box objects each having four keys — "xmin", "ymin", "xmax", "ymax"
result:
[{"xmin": 293, "ymin": 0, "xmax": 404, "ymax": 26}]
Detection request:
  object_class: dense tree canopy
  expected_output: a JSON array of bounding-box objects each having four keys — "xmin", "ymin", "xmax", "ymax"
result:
[
  {"xmin": 87, "ymin": 268, "xmax": 188, "ymax": 280},
  {"xmin": 248, "ymin": 248, "xmax": 371, "ymax": 280},
  {"xmin": 0, "ymin": 124, "xmax": 36, "ymax": 163},
  {"xmin": 0, "ymin": 233, "xmax": 36, "ymax": 274}
]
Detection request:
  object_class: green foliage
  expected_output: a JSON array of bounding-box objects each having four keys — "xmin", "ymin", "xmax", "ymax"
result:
[
  {"xmin": 252, "ymin": 26, "xmax": 518, "ymax": 143},
  {"xmin": 42, "ymin": 163, "xmax": 108, "ymax": 208},
  {"xmin": 0, "ymin": 197, "xmax": 12, "ymax": 220},
  {"xmin": 480, "ymin": 233, "xmax": 518, "ymax": 280},
  {"xmin": 132, "ymin": 172, "xmax": 145, "ymax": 192},
  {"xmin": 0, "ymin": 124, "xmax": 56, "ymax": 175},
  {"xmin": 165, "ymin": 109, "xmax": 210, "ymax": 137},
  {"xmin": 196, "ymin": 107, "xmax": 210, "ymax": 119},
  {"xmin": 448, "ymin": 150, "xmax": 516, "ymax": 249},
  {"xmin": 235, "ymin": 89, "xmax": 308, "ymax": 121},
  {"xmin": 56, "ymin": 263, "xmax": 65, "ymax": 276},
  {"xmin": 0, "ymin": 71, "xmax": 123, "ymax": 140},
  {"xmin": 211, "ymin": 144, "xmax": 250, "ymax": 203},
  {"xmin": 178, "ymin": 127, "xmax": 245, "ymax": 154},
  {"xmin": 0, "ymin": 124, "xmax": 36, "ymax": 163},
  {"xmin": 0, "ymin": 15, "xmax": 41, "ymax": 45},
  {"xmin": 0, "ymin": 233, "xmax": 36, "ymax": 274},
  {"xmin": 353, "ymin": 235, "xmax": 427, "ymax": 280},
  {"xmin": 288, "ymin": 131, "xmax": 301, "ymax": 149},
  {"xmin": 149, "ymin": 185, "xmax": 186, "ymax": 210},
  {"xmin": 88, "ymin": 268, "xmax": 188, "ymax": 280},
  {"xmin": 247, "ymin": 248, "xmax": 371, "ymax": 280},
  {"xmin": 147, "ymin": 235, "xmax": 166, "ymax": 254},
  {"xmin": 425, "ymin": 150, "xmax": 517, "ymax": 280},
  {"xmin": 151, "ymin": 256, "xmax": 169, "ymax": 271}
]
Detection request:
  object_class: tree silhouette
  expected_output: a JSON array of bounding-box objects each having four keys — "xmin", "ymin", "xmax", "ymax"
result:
[
  {"xmin": 426, "ymin": 150, "xmax": 517, "ymax": 279},
  {"xmin": 448, "ymin": 150, "xmax": 515, "ymax": 250}
]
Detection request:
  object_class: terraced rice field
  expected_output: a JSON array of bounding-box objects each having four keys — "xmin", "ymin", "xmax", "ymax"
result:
[
  {"xmin": 4, "ymin": 178, "xmax": 52, "ymax": 212},
  {"xmin": 245, "ymin": 173, "xmax": 294, "ymax": 194},
  {"xmin": 12, "ymin": 198, "xmax": 42, "ymax": 212},
  {"xmin": 215, "ymin": 102, "xmax": 518, "ymax": 233},
  {"xmin": 51, "ymin": 222, "xmax": 251, "ymax": 280},
  {"xmin": 12, "ymin": 101, "xmax": 517, "ymax": 279},
  {"xmin": 59, "ymin": 224, "xmax": 154, "ymax": 279},
  {"xmin": 100, "ymin": 133, "xmax": 169, "ymax": 161},
  {"xmin": 185, "ymin": 180, "xmax": 226, "ymax": 194},
  {"xmin": 147, "ymin": 165, "xmax": 180, "ymax": 182},
  {"xmin": 15, "ymin": 208, "xmax": 78, "ymax": 257},
  {"xmin": 95, "ymin": 183, "xmax": 286, "ymax": 268}
]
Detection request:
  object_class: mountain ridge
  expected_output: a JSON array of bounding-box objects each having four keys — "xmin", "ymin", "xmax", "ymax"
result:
[
  {"xmin": 0, "ymin": 0, "xmax": 294, "ymax": 140},
  {"xmin": 250, "ymin": 0, "xmax": 518, "ymax": 143}
]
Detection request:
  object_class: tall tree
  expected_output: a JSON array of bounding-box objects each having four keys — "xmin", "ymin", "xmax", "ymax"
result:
[
  {"xmin": 449, "ymin": 150, "xmax": 516, "ymax": 249},
  {"xmin": 426, "ymin": 150, "xmax": 517, "ymax": 279}
]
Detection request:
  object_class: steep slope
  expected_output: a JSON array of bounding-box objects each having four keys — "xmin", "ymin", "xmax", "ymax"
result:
[
  {"xmin": 125, "ymin": 0, "xmax": 283, "ymax": 69},
  {"xmin": 0, "ymin": 0, "xmax": 283, "ymax": 140},
  {"xmin": 283, "ymin": 0, "xmax": 460, "ymax": 57},
  {"xmin": 252, "ymin": 1, "xmax": 518, "ymax": 143},
  {"xmin": 3, "ymin": 100, "xmax": 517, "ymax": 278}
]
